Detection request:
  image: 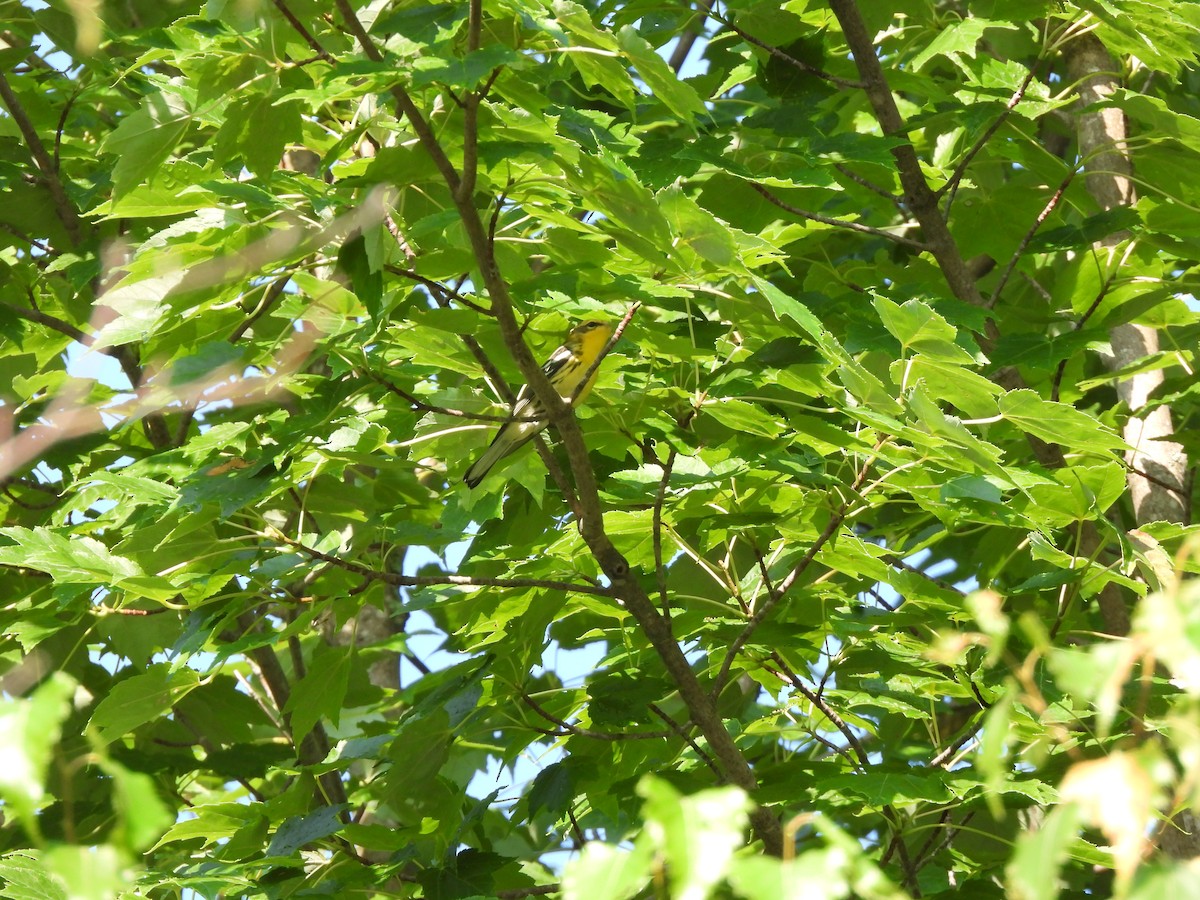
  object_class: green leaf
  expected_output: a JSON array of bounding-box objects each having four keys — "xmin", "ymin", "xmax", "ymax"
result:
[
  {"xmin": 998, "ymin": 390, "xmax": 1127, "ymax": 453},
  {"xmin": 104, "ymin": 760, "xmax": 174, "ymax": 852},
  {"xmin": 617, "ymin": 26, "xmax": 707, "ymax": 123},
  {"xmin": 753, "ymin": 278, "xmax": 902, "ymax": 414},
  {"xmin": 89, "ymin": 664, "xmax": 201, "ymax": 744},
  {"xmin": 102, "ymin": 91, "xmax": 192, "ymax": 196},
  {"xmin": 1005, "ymin": 804, "xmax": 1081, "ymax": 900},
  {"xmin": 285, "ymin": 646, "xmax": 353, "ymax": 742},
  {"xmin": 570, "ymin": 151, "xmax": 674, "ymax": 256},
  {"xmin": 98, "ymin": 184, "xmax": 221, "ymax": 218},
  {"xmin": 562, "ymin": 840, "xmax": 653, "ymax": 900},
  {"xmin": 0, "ymin": 527, "xmax": 180, "ymax": 600},
  {"xmin": 728, "ymin": 851, "xmax": 851, "ymax": 900},
  {"xmin": 702, "ymin": 397, "xmax": 784, "ymax": 437},
  {"xmin": 410, "ymin": 45, "xmax": 522, "ymax": 90},
  {"xmin": 90, "ymin": 268, "xmax": 189, "ymax": 350},
  {"xmin": 0, "ymin": 674, "xmax": 74, "ymax": 828},
  {"xmin": 0, "ymin": 852, "xmax": 67, "ymax": 900},
  {"xmin": 242, "ymin": 98, "xmax": 302, "ymax": 179},
  {"xmin": 266, "ymin": 805, "xmax": 347, "ymax": 858},
  {"xmin": 875, "ymin": 296, "xmax": 976, "ymax": 363},
  {"xmin": 1026, "ymin": 208, "xmax": 1142, "ymax": 252},
  {"xmin": 41, "ymin": 846, "xmax": 127, "ymax": 900},
  {"xmin": 658, "ymin": 185, "xmax": 740, "ymax": 269},
  {"xmin": 818, "ymin": 770, "xmax": 954, "ymax": 806},
  {"xmin": 151, "ymin": 802, "xmax": 261, "ymax": 851},
  {"xmin": 911, "ymin": 18, "xmax": 1004, "ymax": 70},
  {"xmin": 639, "ymin": 778, "xmax": 750, "ymax": 899},
  {"xmin": 528, "ymin": 762, "xmax": 574, "ymax": 817}
]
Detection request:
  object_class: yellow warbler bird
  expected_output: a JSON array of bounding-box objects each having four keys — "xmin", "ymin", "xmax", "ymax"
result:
[{"xmin": 464, "ymin": 319, "xmax": 612, "ymax": 488}]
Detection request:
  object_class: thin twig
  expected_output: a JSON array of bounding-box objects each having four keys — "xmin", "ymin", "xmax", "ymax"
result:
[
  {"xmin": 0, "ymin": 223, "xmax": 52, "ymax": 254},
  {"xmin": 769, "ymin": 653, "xmax": 868, "ymax": 769},
  {"xmin": 751, "ymin": 183, "xmax": 931, "ymax": 250},
  {"xmin": 940, "ymin": 61, "xmax": 1045, "ymax": 210},
  {"xmin": 648, "ymin": 703, "xmax": 723, "ymax": 778},
  {"xmin": 230, "ymin": 276, "xmax": 291, "ymax": 342},
  {"xmin": 1049, "ymin": 239, "xmax": 1137, "ymax": 402},
  {"xmin": 714, "ymin": 442, "xmax": 880, "ymax": 697},
  {"xmin": 457, "ymin": 0, "xmax": 483, "ymax": 203},
  {"xmin": 495, "ymin": 886, "xmax": 562, "ymax": 899},
  {"xmin": 653, "ymin": 448, "xmax": 678, "ymax": 619},
  {"xmin": 2, "ymin": 302, "xmax": 135, "ymax": 377},
  {"xmin": 986, "ymin": 168, "xmax": 1077, "ymax": 309},
  {"xmin": 265, "ymin": 528, "xmax": 615, "ymax": 597},
  {"xmin": 879, "ymin": 553, "xmax": 966, "ymax": 596},
  {"xmin": 383, "ymin": 214, "xmax": 417, "ymax": 261},
  {"xmin": 271, "ymin": 0, "xmax": 333, "ymax": 62},
  {"xmin": 928, "ymin": 713, "xmax": 986, "ymax": 769},
  {"xmin": 373, "ymin": 376, "xmax": 518, "ymax": 423},
  {"xmin": 915, "ymin": 810, "xmax": 975, "ymax": 872},
  {"xmin": 521, "ymin": 692, "xmax": 671, "ymax": 741},
  {"xmin": 385, "ymin": 266, "xmax": 491, "ymax": 315},
  {"xmin": 53, "ymin": 84, "xmax": 82, "ymax": 171},
  {"xmin": 715, "ymin": 13, "xmax": 864, "ymax": 89},
  {"xmin": 833, "ymin": 162, "xmax": 906, "ymax": 210}
]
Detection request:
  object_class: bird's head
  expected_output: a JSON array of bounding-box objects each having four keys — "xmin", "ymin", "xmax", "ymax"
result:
[{"xmin": 566, "ymin": 318, "xmax": 612, "ymax": 354}]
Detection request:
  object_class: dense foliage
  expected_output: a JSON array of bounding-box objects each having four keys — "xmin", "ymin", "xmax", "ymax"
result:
[{"xmin": 2, "ymin": 0, "xmax": 1200, "ymax": 896}]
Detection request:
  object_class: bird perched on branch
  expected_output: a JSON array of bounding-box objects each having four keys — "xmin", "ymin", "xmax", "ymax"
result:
[{"xmin": 464, "ymin": 319, "xmax": 612, "ymax": 488}]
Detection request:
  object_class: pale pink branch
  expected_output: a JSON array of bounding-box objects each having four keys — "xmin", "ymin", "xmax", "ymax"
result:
[{"xmin": 0, "ymin": 189, "xmax": 393, "ymax": 481}]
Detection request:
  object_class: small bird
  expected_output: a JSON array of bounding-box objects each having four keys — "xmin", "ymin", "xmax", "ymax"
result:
[{"xmin": 464, "ymin": 319, "xmax": 613, "ymax": 488}]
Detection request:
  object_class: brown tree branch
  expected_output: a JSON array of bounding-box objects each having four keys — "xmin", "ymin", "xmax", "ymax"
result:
[
  {"xmin": 987, "ymin": 168, "xmax": 1078, "ymax": 309},
  {"xmin": 236, "ymin": 612, "xmax": 350, "ymax": 813},
  {"xmin": 716, "ymin": 13, "xmax": 864, "ymax": 89},
  {"xmin": 266, "ymin": 528, "xmax": 616, "ymax": 597},
  {"xmin": 648, "ymin": 702, "xmax": 723, "ymax": 778},
  {"xmin": 457, "ymin": 0, "xmax": 483, "ymax": 204},
  {"xmin": 2, "ymin": 301, "xmax": 172, "ymax": 448},
  {"xmin": 271, "ymin": 0, "xmax": 334, "ymax": 62},
  {"xmin": 669, "ymin": 0, "xmax": 713, "ymax": 74},
  {"xmin": 940, "ymin": 60, "xmax": 1046, "ymax": 210},
  {"xmin": 0, "ymin": 70, "xmax": 83, "ymax": 245},
  {"xmin": 385, "ymin": 266, "xmax": 492, "ymax": 315},
  {"xmin": 653, "ymin": 447, "xmax": 678, "ymax": 619},
  {"xmin": 833, "ymin": 162, "xmax": 905, "ymax": 209},
  {"xmin": 715, "ymin": 441, "xmax": 879, "ymax": 697},
  {"xmin": 751, "ymin": 182, "xmax": 930, "ymax": 250},
  {"xmin": 769, "ymin": 653, "xmax": 868, "ymax": 770},
  {"xmin": 495, "ymin": 884, "xmax": 562, "ymax": 898},
  {"xmin": 520, "ymin": 691, "xmax": 672, "ymax": 741},
  {"xmin": 826, "ymin": 0, "xmax": 985, "ymax": 309},
  {"xmin": 335, "ymin": 0, "xmax": 783, "ymax": 854},
  {"xmin": 1066, "ymin": 30, "xmax": 1188, "ymax": 593},
  {"xmin": 374, "ymin": 377, "xmax": 521, "ymax": 423}
]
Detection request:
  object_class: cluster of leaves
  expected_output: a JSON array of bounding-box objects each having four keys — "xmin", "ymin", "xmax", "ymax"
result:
[{"xmin": 1, "ymin": 0, "xmax": 1200, "ymax": 897}]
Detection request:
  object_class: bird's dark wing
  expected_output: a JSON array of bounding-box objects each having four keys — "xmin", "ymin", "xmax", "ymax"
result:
[{"xmin": 509, "ymin": 346, "xmax": 577, "ymax": 419}]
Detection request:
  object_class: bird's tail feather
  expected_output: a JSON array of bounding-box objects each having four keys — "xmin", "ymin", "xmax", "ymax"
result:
[
  {"xmin": 463, "ymin": 439, "xmax": 507, "ymax": 488},
  {"xmin": 463, "ymin": 423, "xmax": 542, "ymax": 487}
]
